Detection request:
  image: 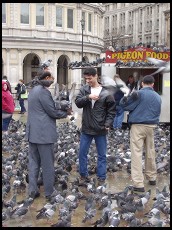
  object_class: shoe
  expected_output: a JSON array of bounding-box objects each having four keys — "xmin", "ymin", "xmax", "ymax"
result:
[
  {"xmin": 149, "ymin": 180, "xmax": 156, "ymax": 185},
  {"xmin": 79, "ymin": 176, "xmax": 90, "ymax": 184},
  {"xmin": 46, "ymin": 195, "xmax": 52, "ymax": 202},
  {"xmin": 29, "ymin": 191, "xmax": 40, "ymax": 199},
  {"xmin": 45, "ymin": 190, "xmax": 58, "ymax": 201},
  {"xmin": 133, "ymin": 187, "xmax": 145, "ymax": 192},
  {"xmin": 97, "ymin": 178, "xmax": 106, "ymax": 186}
]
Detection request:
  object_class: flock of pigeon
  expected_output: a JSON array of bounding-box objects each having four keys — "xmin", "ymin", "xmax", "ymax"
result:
[{"xmin": 2, "ymin": 118, "xmax": 170, "ymax": 227}]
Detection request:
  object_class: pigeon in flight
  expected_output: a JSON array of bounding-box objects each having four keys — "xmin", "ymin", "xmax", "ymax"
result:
[
  {"xmin": 147, "ymin": 57, "xmax": 170, "ymax": 75},
  {"xmin": 101, "ymin": 75, "xmax": 130, "ymax": 97}
]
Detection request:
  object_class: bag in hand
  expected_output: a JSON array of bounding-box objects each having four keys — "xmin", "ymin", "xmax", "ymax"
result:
[{"xmin": 21, "ymin": 89, "xmax": 29, "ymax": 99}]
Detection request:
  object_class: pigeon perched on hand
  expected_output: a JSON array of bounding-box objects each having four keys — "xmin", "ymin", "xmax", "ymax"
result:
[{"xmin": 146, "ymin": 57, "xmax": 170, "ymax": 75}]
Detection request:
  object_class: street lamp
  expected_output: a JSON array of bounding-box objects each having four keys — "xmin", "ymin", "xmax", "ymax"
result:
[{"xmin": 80, "ymin": 19, "xmax": 85, "ymax": 62}]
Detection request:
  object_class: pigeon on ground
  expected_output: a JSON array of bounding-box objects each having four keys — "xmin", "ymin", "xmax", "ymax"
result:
[
  {"xmin": 3, "ymin": 193, "xmax": 17, "ymax": 210},
  {"xmin": 2, "ymin": 206, "xmax": 13, "ymax": 222},
  {"xmin": 108, "ymin": 210, "xmax": 120, "ymax": 227},
  {"xmin": 92, "ymin": 210, "xmax": 109, "ymax": 227},
  {"xmin": 51, "ymin": 213, "xmax": 72, "ymax": 227}
]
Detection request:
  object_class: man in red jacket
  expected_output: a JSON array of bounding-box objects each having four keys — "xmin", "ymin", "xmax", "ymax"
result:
[{"xmin": 2, "ymin": 80, "xmax": 15, "ymax": 134}]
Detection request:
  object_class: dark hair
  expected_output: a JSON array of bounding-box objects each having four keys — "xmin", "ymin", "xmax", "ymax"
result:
[
  {"xmin": 2, "ymin": 75, "xmax": 7, "ymax": 80},
  {"xmin": 142, "ymin": 75, "xmax": 155, "ymax": 84},
  {"xmin": 83, "ymin": 67, "xmax": 97, "ymax": 76},
  {"xmin": 128, "ymin": 75, "xmax": 134, "ymax": 79},
  {"xmin": 19, "ymin": 79, "xmax": 24, "ymax": 83},
  {"xmin": 38, "ymin": 71, "xmax": 52, "ymax": 80}
]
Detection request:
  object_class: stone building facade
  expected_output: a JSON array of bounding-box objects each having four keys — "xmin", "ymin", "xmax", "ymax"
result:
[
  {"xmin": 103, "ymin": 3, "xmax": 170, "ymax": 51},
  {"xmin": 2, "ymin": 3, "xmax": 104, "ymax": 93},
  {"xmin": 2, "ymin": 3, "xmax": 170, "ymax": 94}
]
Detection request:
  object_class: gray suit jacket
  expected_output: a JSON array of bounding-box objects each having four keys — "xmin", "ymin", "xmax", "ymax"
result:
[{"xmin": 26, "ymin": 84, "xmax": 67, "ymax": 144}]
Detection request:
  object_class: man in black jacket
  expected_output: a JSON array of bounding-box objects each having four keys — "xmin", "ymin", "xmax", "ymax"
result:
[{"xmin": 75, "ymin": 68, "xmax": 116, "ymax": 185}]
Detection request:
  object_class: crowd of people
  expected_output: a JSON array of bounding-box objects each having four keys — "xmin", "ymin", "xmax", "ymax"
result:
[{"xmin": 2, "ymin": 66, "xmax": 162, "ymax": 199}]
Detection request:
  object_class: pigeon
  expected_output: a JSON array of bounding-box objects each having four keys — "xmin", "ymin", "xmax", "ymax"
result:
[
  {"xmin": 36, "ymin": 203, "xmax": 57, "ymax": 223},
  {"xmin": 136, "ymin": 189, "xmax": 151, "ymax": 211},
  {"xmin": 40, "ymin": 59, "xmax": 52, "ymax": 69},
  {"xmin": 146, "ymin": 209, "xmax": 166, "ymax": 227},
  {"xmin": 108, "ymin": 210, "xmax": 120, "ymax": 227},
  {"xmin": 92, "ymin": 210, "xmax": 109, "ymax": 227},
  {"xmin": 10, "ymin": 198, "xmax": 31, "ymax": 220},
  {"xmin": 2, "ymin": 206, "xmax": 13, "ymax": 222},
  {"xmin": 3, "ymin": 193, "xmax": 17, "ymax": 210},
  {"xmin": 51, "ymin": 213, "xmax": 72, "ymax": 227},
  {"xmin": 101, "ymin": 75, "xmax": 130, "ymax": 98},
  {"xmin": 82, "ymin": 206, "xmax": 97, "ymax": 223},
  {"xmin": 98, "ymin": 191, "xmax": 112, "ymax": 210},
  {"xmin": 114, "ymin": 74, "xmax": 130, "ymax": 96},
  {"xmin": 128, "ymin": 216, "xmax": 142, "ymax": 227},
  {"xmin": 146, "ymin": 57, "xmax": 170, "ymax": 75},
  {"xmin": 84, "ymin": 195, "xmax": 95, "ymax": 212}
]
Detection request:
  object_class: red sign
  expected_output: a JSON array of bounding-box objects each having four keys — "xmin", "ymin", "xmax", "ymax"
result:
[{"xmin": 105, "ymin": 47, "xmax": 170, "ymax": 63}]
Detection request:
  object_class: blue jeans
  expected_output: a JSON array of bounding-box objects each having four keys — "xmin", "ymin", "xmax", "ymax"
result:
[
  {"xmin": 79, "ymin": 133, "xmax": 107, "ymax": 179},
  {"xmin": 2, "ymin": 115, "xmax": 12, "ymax": 131},
  {"xmin": 19, "ymin": 98, "xmax": 26, "ymax": 113},
  {"xmin": 113, "ymin": 105, "xmax": 124, "ymax": 128}
]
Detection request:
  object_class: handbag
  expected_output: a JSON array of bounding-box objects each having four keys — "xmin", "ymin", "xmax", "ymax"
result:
[{"xmin": 21, "ymin": 89, "xmax": 29, "ymax": 99}]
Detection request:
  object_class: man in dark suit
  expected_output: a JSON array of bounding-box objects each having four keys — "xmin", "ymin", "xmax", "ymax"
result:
[{"xmin": 26, "ymin": 70, "xmax": 72, "ymax": 201}]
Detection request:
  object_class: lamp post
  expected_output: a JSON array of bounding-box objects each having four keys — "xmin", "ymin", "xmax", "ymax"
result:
[{"xmin": 80, "ymin": 19, "xmax": 85, "ymax": 62}]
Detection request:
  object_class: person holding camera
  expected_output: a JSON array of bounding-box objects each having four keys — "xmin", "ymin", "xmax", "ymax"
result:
[{"xmin": 25, "ymin": 70, "xmax": 72, "ymax": 201}]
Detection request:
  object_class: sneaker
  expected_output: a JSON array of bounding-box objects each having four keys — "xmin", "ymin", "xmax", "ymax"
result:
[
  {"xmin": 97, "ymin": 178, "xmax": 106, "ymax": 186},
  {"xmin": 79, "ymin": 176, "xmax": 90, "ymax": 185},
  {"xmin": 133, "ymin": 187, "xmax": 145, "ymax": 192},
  {"xmin": 149, "ymin": 180, "xmax": 156, "ymax": 185}
]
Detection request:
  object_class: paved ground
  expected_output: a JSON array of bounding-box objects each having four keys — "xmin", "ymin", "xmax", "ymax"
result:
[{"xmin": 8, "ymin": 99, "xmax": 170, "ymax": 227}]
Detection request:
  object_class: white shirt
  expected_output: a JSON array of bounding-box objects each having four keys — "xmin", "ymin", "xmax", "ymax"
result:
[{"xmin": 91, "ymin": 86, "xmax": 102, "ymax": 108}]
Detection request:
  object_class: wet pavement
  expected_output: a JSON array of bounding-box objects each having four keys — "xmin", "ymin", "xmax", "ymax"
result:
[{"xmin": 2, "ymin": 101, "xmax": 170, "ymax": 227}]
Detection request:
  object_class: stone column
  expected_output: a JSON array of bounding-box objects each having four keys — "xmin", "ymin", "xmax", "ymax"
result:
[
  {"xmin": 53, "ymin": 50, "xmax": 57, "ymax": 82},
  {"xmin": 6, "ymin": 48, "xmax": 10, "ymax": 78},
  {"xmin": 18, "ymin": 48, "xmax": 22, "ymax": 79}
]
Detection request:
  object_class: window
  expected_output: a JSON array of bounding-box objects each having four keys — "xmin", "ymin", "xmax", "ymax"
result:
[
  {"xmin": 113, "ymin": 3, "xmax": 117, "ymax": 10},
  {"xmin": 67, "ymin": 9, "xmax": 73, "ymax": 29},
  {"xmin": 156, "ymin": 19, "xmax": 159, "ymax": 30},
  {"xmin": 150, "ymin": 21, "xmax": 152, "ymax": 31},
  {"xmin": 36, "ymin": 4, "xmax": 44, "ymax": 26},
  {"xmin": 21, "ymin": 3, "xmax": 29, "ymax": 24},
  {"xmin": 157, "ymin": 5, "xmax": 159, "ymax": 15},
  {"xmin": 56, "ymin": 7, "xmax": 62, "ymax": 27},
  {"xmin": 139, "ymin": 22, "xmax": 142, "ymax": 33},
  {"xmin": 2, "ymin": 3, "xmax": 6, "ymax": 23},
  {"xmin": 82, "ymin": 11, "xmax": 85, "ymax": 30},
  {"xmin": 88, "ymin": 13, "xmax": 92, "ymax": 32}
]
